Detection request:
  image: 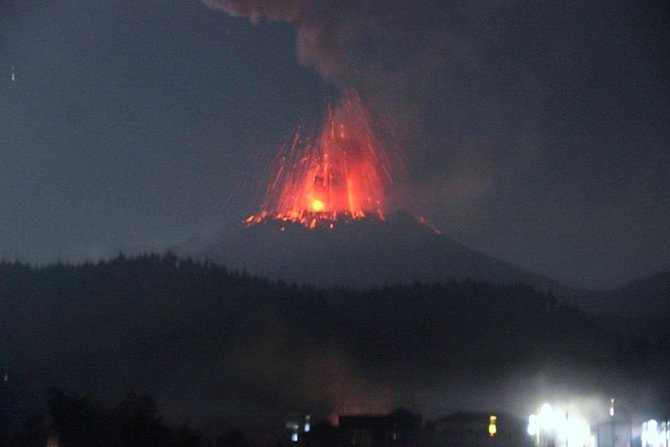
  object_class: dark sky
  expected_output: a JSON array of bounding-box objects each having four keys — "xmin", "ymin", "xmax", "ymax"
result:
[{"xmin": 1, "ymin": 0, "xmax": 668, "ymax": 289}]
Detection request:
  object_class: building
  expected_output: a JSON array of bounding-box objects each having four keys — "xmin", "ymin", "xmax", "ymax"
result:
[
  {"xmin": 0, "ymin": 368, "xmax": 15, "ymax": 442},
  {"xmin": 424, "ymin": 412, "xmax": 532, "ymax": 447},
  {"xmin": 339, "ymin": 408, "xmax": 422, "ymax": 447},
  {"xmin": 302, "ymin": 420, "xmax": 347, "ymax": 447}
]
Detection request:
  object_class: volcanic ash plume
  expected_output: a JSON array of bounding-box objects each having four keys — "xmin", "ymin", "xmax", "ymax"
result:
[
  {"xmin": 247, "ymin": 94, "xmax": 393, "ymax": 228},
  {"xmin": 202, "ymin": 0, "xmax": 349, "ymax": 82}
]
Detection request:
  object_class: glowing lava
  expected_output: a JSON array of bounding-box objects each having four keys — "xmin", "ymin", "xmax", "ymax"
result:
[{"xmin": 246, "ymin": 94, "xmax": 393, "ymax": 229}]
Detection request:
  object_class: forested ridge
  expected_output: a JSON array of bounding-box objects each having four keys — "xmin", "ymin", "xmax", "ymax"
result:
[{"xmin": 0, "ymin": 254, "xmax": 668, "ymax": 441}]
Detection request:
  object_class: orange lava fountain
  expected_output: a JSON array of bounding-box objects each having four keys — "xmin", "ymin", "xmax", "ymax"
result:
[{"xmin": 246, "ymin": 94, "xmax": 393, "ymax": 229}]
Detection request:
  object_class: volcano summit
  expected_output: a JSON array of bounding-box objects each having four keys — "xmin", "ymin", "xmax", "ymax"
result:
[{"xmin": 180, "ymin": 211, "xmax": 561, "ymax": 291}]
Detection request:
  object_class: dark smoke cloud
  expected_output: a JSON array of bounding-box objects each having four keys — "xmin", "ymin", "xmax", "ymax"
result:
[
  {"xmin": 204, "ymin": 0, "xmax": 430, "ymax": 82},
  {"xmin": 203, "ymin": 0, "xmax": 344, "ymax": 82},
  {"xmin": 199, "ymin": 0, "xmax": 526, "ymax": 159},
  {"xmin": 201, "ymin": 0, "xmax": 463, "ymax": 105}
]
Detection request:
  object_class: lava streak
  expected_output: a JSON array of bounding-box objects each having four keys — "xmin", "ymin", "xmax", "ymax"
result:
[{"xmin": 246, "ymin": 94, "xmax": 393, "ymax": 229}]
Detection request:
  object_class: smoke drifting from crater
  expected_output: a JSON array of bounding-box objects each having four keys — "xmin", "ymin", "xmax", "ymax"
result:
[
  {"xmin": 201, "ymin": 0, "xmax": 457, "ymax": 113},
  {"xmin": 203, "ymin": 0, "xmax": 347, "ymax": 83}
]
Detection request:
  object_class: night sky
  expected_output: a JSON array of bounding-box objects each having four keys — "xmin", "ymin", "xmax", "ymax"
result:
[{"xmin": 1, "ymin": 0, "xmax": 668, "ymax": 289}]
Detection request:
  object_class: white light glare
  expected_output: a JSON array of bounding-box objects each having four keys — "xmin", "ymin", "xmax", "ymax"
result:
[
  {"xmin": 538, "ymin": 403, "xmax": 558, "ymax": 431},
  {"xmin": 528, "ymin": 415, "xmax": 538, "ymax": 436},
  {"xmin": 528, "ymin": 402, "xmax": 592, "ymax": 447},
  {"xmin": 566, "ymin": 416, "xmax": 591, "ymax": 447},
  {"xmin": 643, "ymin": 420, "xmax": 659, "ymax": 447}
]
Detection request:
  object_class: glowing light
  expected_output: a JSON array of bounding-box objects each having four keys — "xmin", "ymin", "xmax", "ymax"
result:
[
  {"xmin": 489, "ymin": 415, "xmax": 497, "ymax": 437},
  {"xmin": 610, "ymin": 398, "xmax": 614, "ymax": 417},
  {"xmin": 245, "ymin": 93, "xmax": 394, "ymax": 229},
  {"xmin": 528, "ymin": 415, "xmax": 538, "ymax": 436},
  {"xmin": 643, "ymin": 420, "xmax": 659, "ymax": 447},
  {"xmin": 528, "ymin": 403, "xmax": 592, "ymax": 447},
  {"xmin": 539, "ymin": 403, "xmax": 553, "ymax": 429},
  {"xmin": 287, "ymin": 420, "xmax": 300, "ymax": 443},
  {"xmin": 311, "ymin": 199, "xmax": 325, "ymax": 212},
  {"xmin": 565, "ymin": 416, "xmax": 591, "ymax": 447}
]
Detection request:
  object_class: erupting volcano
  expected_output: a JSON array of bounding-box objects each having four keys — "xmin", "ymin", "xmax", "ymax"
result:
[
  {"xmin": 179, "ymin": 93, "xmax": 559, "ymax": 291},
  {"xmin": 245, "ymin": 94, "xmax": 393, "ymax": 229}
]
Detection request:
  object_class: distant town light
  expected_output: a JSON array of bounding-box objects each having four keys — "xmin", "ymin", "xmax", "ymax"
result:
[
  {"xmin": 565, "ymin": 415, "xmax": 591, "ymax": 447},
  {"xmin": 528, "ymin": 401, "xmax": 592, "ymax": 447},
  {"xmin": 489, "ymin": 415, "xmax": 498, "ymax": 437},
  {"xmin": 643, "ymin": 420, "xmax": 659, "ymax": 447},
  {"xmin": 527, "ymin": 414, "xmax": 538, "ymax": 436},
  {"xmin": 610, "ymin": 398, "xmax": 614, "ymax": 417},
  {"xmin": 538, "ymin": 403, "xmax": 554, "ymax": 430}
]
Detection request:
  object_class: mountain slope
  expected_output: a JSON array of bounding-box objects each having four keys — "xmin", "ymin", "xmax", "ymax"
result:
[
  {"xmin": 611, "ymin": 271, "xmax": 670, "ymax": 314},
  {"xmin": 178, "ymin": 212, "xmax": 564, "ymax": 292},
  {"xmin": 578, "ymin": 271, "xmax": 670, "ymax": 317}
]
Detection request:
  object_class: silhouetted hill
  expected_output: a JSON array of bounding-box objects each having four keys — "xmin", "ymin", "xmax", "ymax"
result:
[
  {"xmin": 178, "ymin": 211, "xmax": 564, "ymax": 293},
  {"xmin": 574, "ymin": 271, "xmax": 670, "ymax": 317},
  {"xmin": 610, "ymin": 271, "xmax": 670, "ymax": 315},
  {"xmin": 0, "ymin": 255, "xmax": 668, "ymax": 430},
  {"xmin": 178, "ymin": 214, "xmax": 670, "ymax": 317}
]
